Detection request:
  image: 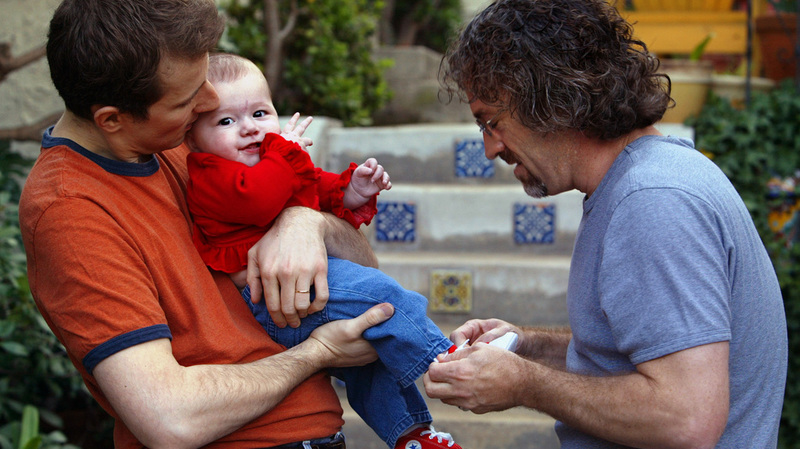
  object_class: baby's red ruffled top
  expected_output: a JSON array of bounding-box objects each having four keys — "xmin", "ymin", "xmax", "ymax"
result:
[{"xmin": 186, "ymin": 133, "xmax": 377, "ymax": 274}]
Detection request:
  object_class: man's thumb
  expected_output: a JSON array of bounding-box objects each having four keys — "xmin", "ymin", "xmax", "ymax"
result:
[{"xmin": 361, "ymin": 303, "xmax": 394, "ymax": 329}]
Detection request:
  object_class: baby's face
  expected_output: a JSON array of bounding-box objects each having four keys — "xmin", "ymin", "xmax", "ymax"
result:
[{"xmin": 187, "ymin": 71, "xmax": 280, "ymax": 166}]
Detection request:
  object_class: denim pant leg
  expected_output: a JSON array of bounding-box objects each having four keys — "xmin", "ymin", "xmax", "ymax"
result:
[
  {"xmin": 241, "ymin": 257, "xmax": 452, "ymax": 447},
  {"xmin": 328, "ymin": 364, "xmax": 432, "ymax": 448},
  {"xmin": 325, "ymin": 257, "xmax": 454, "ymax": 387},
  {"xmin": 242, "ymin": 257, "xmax": 454, "ymax": 383}
]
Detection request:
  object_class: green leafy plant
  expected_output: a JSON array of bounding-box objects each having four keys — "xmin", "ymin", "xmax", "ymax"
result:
[
  {"xmin": 770, "ymin": 0, "xmax": 798, "ymax": 13},
  {"xmin": 0, "ymin": 405, "xmax": 79, "ymax": 449},
  {"xmin": 689, "ymin": 33, "xmax": 714, "ymax": 62},
  {"xmin": 687, "ymin": 81, "xmax": 800, "ymax": 447},
  {"xmin": 0, "ymin": 142, "xmax": 110, "ymax": 448},
  {"xmin": 221, "ymin": 0, "xmax": 392, "ymax": 126},
  {"xmin": 382, "ymin": 0, "xmax": 462, "ymax": 53}
]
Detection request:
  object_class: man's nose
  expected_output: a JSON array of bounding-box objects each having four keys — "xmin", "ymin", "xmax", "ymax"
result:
[
  {"xmin": 195, "ymin": 80, "xmax": 219, "ymax": 113},
  {"xmin": 483, "ymin": 135, "xmax": 504, "ymax": 160}
]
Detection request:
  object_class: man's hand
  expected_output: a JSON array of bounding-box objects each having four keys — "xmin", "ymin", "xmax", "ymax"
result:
[
  {"xmin": 246, "ymin": 207, "xmax": 330, "ymax": 328},
  {"xmin": 94, "ymin": 303, "xmax": 394, "ymax": 448},
  {"xmin": 307, "ymin": 302, "xmax": 395, "ymax": 368},
  {"xmin": 446, "ymin": 318, "xmax": 521, "ymax": 349},
  {"xmin": 425, "ymin": 341, "xmax": 524, "ymax": 414}
]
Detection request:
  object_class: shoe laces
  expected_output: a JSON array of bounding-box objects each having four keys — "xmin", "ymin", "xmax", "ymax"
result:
[{"xmin": 420, "ymin": 426, "xmax": 456, "ymax": 448}]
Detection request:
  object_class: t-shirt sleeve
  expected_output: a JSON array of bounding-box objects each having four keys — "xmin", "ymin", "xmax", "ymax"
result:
[
  {"xmin": 598, "ymin": 188, "xmax": 732, "ymax": 366},
  {"xmin": 28, "ymin": 197, "xmax": 171, "ymax": 374}
]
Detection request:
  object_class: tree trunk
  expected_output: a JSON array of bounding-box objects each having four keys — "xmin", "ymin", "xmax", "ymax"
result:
[
  {"xmin": 0, "ymin": 43, "xmax": 46, "ymax": 82},
  {"xmin": 0, "ymin": 111, "xmax": 61, "ymax": 142},
  {"xmin": 263, "ymin": 0, "xmax": 299, "ymax": 104},
  {"xmin": 379, "ymin": 0, "xmax": 396, "ymax": 45},
  {"xmin": 263, "ymin": 0, "xmax": 284, "ymax": 96}
]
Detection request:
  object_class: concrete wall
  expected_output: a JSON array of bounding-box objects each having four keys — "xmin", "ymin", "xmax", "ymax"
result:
[
  {"xmin": 461, "ymin": 0, "xmax": 493, "ymax": 19},
  {"xmin": 0, "ymin": 0, "xmax": 62, "ymax": 156}
]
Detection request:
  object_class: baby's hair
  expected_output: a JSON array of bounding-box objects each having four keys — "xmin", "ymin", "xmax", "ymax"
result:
[{"xmin": 207, "ymin": 53, "xmax": 264, "ymax": 85}]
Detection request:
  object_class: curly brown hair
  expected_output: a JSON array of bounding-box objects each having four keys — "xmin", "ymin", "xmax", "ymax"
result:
[{"xmin": 441, "ymin": 0, "xmax": 672, "ymax": 140}]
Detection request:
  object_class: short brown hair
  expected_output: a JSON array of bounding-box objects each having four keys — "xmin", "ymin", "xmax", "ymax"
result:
[
  {"xmin": 441, "ymin": 0, "xmax": 671, "ymax": 140},
  {"xmin": 47, "ymin": 0, "xmax": 225, "ymax": 120}
]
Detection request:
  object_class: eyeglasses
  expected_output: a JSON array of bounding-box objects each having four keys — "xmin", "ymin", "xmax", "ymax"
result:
[{"xmin": 475, "ymin": 109, "xmax": 504, "ymax": 137}]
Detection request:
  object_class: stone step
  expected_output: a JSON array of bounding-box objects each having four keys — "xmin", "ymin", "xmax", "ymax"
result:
[
  {"xmin": 335, "ymin": 376, "xmax": 559, "ymax": 449},
  {"xmin": 364, "ymin": 185, "xmax": 584, "ymax": 253},
  {"xmin": 321, "ymin": 122, "xmax": 693, "ymax": 185},
  {"xmin": 375, "ymin": 252, "xmax": 570, "ymax": 328},
  {"xmin": 324, "ymin": 123, "xmax": 501, "ymax": 184}
]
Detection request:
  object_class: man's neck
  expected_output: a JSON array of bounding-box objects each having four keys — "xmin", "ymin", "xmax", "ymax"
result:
[
  {"xmin": 576, "ymin": 125, "xmax": 662, "ymax": 198},
  {"xmin": 51, "ymin": 111, "xmax": 113, "ymax": 158},
  {"xmin": 52, "ymin": 111, "xmax": 148, "ymax": 163}
]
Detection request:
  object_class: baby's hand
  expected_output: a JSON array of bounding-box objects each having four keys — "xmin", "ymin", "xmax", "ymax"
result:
[
  {"xmin": 343, "ymin": 158, "xmax": 392, "ymax": 209},
  {"xmin": 281, "ymin": 113, "xmax": 313, "ymax": 150},
  {"xmin": 353, "ymin": 158, "xmax": 392, "ymax": 196}
]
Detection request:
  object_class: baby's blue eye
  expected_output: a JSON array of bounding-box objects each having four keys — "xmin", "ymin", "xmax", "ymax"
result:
[
  {"xmin": 218, "ymin": 117, "xmax": 233, "ymax": 126},
  {"xmin": 253, "ymin": 110, "xmax": 267, "ymax": 118}
]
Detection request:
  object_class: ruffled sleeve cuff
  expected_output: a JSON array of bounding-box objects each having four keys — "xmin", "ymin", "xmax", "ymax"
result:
[
  {"xmin": 326, "ymin": 163, "xmax": 378, "ymax": 228},
  {"xmin": 260, "ymin": 133, "xmax": 317, "ymax": 186}
]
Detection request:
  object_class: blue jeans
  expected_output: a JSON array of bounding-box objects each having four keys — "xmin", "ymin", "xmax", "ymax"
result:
[{"xmin": 242, "ymin": 257, "xmax": 453, "ymax": 448}]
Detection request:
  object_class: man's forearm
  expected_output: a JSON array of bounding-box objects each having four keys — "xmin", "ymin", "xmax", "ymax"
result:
[
  {"xmin": 516, "ymin": 342, "xmax": 728, "ymax": 449},
  {"xmin": 95, "ymin": 338, "xmax": 334, "ymax": 449},
  {"xmin": 95, "ymin": 303, "xmax": 391, "ymax": 449},
  {"xmin": 319, "ymin": 212, "xmax": 378, "ymax": 268},
  {"xmin": 518, "ymin": 326, "xmax": 571, "ymax": 370}
]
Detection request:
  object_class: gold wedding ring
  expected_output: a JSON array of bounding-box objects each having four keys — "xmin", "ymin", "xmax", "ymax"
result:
[{"xmin": 295, "ymin": 289, "xmax": 311, "ymax": 294}]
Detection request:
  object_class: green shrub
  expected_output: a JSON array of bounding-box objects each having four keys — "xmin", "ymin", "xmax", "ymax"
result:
[
  {"xmin": 688, "ymin": 81, "xmax": 800, "ymax": 447},
  {"xmin": 221, "ymin": 0, "xmax": 392, "ymax": 126},
  {"xmin": 0, "ymin": 405, "xmax": 80, "ymax": 449},
  {"xmin": 0, "ymin": 141, "xmax": 108, "ymax": 448},
  {"xmin": 386, "ymin": 0, "xmax": 462, "ymax": 53}
]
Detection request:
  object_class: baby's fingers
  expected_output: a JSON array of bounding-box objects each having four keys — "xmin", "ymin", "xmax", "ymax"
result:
[
  {"xmin": 284, "ymin": 113, "xmax": 313, "ymax": 136},
  {"xmin": 295, "ymin": 116, "xmax": 313, "ymax": 136},
  {"xmin": 371, "ymin": 164, "xmax": 385, "ymax": 182},
  {"xmin": 283, "ymin": 112, "xmax": 300, "ymax": 131}
]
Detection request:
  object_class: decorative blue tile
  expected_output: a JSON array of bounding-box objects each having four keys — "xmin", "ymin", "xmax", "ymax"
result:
[
  {"xmin": 376, "ymin": 202, "xmax": 416, "ymax": 242},
  {"xmin": 455, "ymin": 138, "xmax": 494, "ymax": 178},
  {"xmin": 514, "ymin": 203, "xmax": 555, "ymax": 244}
]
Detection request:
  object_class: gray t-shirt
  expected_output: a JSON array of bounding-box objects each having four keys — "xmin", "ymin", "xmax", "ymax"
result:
[{"xmin": 556, "ymin": 135, "xmax": 787, "ymax": 448}]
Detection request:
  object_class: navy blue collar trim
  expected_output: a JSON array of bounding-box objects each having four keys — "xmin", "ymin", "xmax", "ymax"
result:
[{"xmin": 42, "ymin": 126, "xmax": 160, "ymax": 177}]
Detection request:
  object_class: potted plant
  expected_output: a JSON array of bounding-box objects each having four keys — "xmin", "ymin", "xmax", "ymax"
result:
[
  {"xmin": 659, "ymin": 34, "xmax": 715, "ymax": 123},
  {"xmin": 710, "ymin": 61, "xmax": 776, "ymax": 107},
  {"xmin": 755, "ymin": 0, "xmax": 798, "ymax": 82}
]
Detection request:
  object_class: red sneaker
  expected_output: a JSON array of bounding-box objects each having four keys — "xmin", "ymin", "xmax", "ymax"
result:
[{"xmin": 394, "ymin": 426, "xmax": 462, "ymax": 449}]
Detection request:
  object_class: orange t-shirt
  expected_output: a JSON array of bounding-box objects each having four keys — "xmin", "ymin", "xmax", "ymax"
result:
[{"xmin": 19, "ymin": 133, "xmax": 343, "ymax": 448}]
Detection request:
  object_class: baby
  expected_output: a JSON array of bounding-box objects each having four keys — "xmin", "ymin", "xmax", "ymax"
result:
[{"xmin": 184, "ymin": 53, "xmax": 464, "ymax": 449}]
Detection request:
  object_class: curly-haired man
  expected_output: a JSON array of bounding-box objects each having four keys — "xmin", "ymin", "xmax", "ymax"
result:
[{"xmin": 425, "ymin": 1, "xmax": 787, "ymax": 448}]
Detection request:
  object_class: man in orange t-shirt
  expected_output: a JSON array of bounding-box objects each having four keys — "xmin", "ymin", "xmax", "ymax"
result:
[{"xmin": 19, "ymin": 1, "xmax": 393, "ymax": 447}]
